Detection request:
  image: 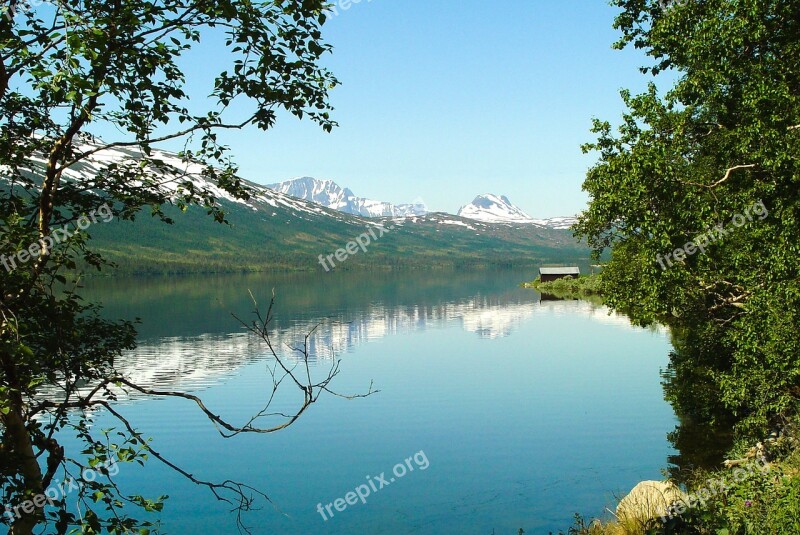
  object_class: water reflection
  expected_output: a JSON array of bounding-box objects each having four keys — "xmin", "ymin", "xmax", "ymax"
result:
[
  {"xmin": 69, "ymin": 270, "xmax": 681, "ymax": 534},
  {"xmin": 114, "ymin": 294, "xmax": 644, "ymax": 397},
  {"xmin": 90, "ymin": 271, "xmax": 719, "ymax": 484}
]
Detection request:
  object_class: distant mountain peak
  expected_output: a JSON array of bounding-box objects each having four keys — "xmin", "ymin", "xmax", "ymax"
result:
[
  {"xmin": 457, "ymin": 193, "xmax": 577, "ymax": 229},
  {"xmin": 458, "ymin": 193, "xmax": 535, "ymax": 223},
  {"xmin": 267, "ymin": 177, "xmax": 427, "ymax": 218}
]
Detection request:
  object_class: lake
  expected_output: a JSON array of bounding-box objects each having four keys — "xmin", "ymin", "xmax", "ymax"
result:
[{"xmin": 77, "ymin": 269, "xmax": 676, "ymax": 534}]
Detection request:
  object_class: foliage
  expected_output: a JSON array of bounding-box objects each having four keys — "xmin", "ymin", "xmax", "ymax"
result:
[
  {"xmin": 526, "ymin": 274, "xmax": 605, "ymax": 300},
  {"xmin": 556, "ymin": 1, "xmax": 800, "ymax": 533},
  {"xmin": 549, "ymin": 514, "xmax": 606, "ymax": 535},
  {"xmin": 0, "ymin": 0, "xmax": 345, "ymax": 533},
  {"xmin": 677, "ymin": 445, "xmax": 800, "ymax": 534},
  {"xmin": 574, "ymin": 0, "xmax": 800, "ymax": 439}
]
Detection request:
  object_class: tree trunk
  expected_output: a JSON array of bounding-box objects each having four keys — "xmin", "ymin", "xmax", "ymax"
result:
[
  {"xmin": 0, "ymin": 353, "xmax": 44, "ymax": 535},
  {"xmin": 0, "ymin": 58, "xmax": 7, "ymax": 101}
]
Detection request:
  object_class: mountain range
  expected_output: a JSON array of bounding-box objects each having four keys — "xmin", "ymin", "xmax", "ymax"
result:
[
  {"xmin": 267, "ymin": 177, "xmax": 577, "ymax": 229},
  {"xmin": 7, "ymin": 142, "xmax": 589, "ymax": 273},
  {"xmin": 268, "ymin": 177, "xmax": 427, "ymax": 218}
]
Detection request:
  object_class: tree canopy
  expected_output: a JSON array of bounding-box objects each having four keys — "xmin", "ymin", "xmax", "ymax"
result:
[
  {"xmin": 577, "ymin": 0, "xmax": 800, "ymax": 438},
  {"xmin": 0, "ymin": 1, "xmax": 361, "ymax": 533}
]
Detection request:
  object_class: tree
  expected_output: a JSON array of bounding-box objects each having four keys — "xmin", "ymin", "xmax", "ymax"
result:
[
  {"xmin": 576, "ymin": 0, "xmax": 800, "ymax": 439},
  {"xmin": 0, "ymin": 1, "xmax": 376, "ymax": 533}
]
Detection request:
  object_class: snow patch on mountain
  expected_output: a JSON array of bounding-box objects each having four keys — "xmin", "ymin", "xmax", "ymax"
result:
[
  {"xmin": 7, "ymin": 140, "xmax": 369, "ymax": 227},
  {"xmin": 10, "ymin": 140, "xmax": 576, "ymax": 231},
  {"xmin": 457, "ymin": 194, "xmax": 537, "ymax": 223},
  {"xmin": 457, "ymin": 193, "xmax": 577, "ymax": 228},
  {"xmin": 267, "ymin": 177, "xmax": 427, "ymax": 218},
  {"xmin": 534, "ymin": 216, "xmax": 577, "ymax": 230}
]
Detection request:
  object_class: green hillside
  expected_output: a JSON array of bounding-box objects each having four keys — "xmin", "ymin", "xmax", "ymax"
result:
[{"xmin": 86, "ymin": 197, "xmax": 589, "ymax": 274}]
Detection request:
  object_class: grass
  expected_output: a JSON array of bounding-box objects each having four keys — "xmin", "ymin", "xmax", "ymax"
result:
[{"xmin": 523, "ymin": 274, "xmax": 604, "ymax": 302}]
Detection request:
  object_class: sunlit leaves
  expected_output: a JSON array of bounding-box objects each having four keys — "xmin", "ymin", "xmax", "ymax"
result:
[
  {"xmin": 578, "ymin": 0, "xmax": 800, "ymax": 441},
  {"xmin": 1, "ymin": 0, "xmax": 338, "ymax": 532}
]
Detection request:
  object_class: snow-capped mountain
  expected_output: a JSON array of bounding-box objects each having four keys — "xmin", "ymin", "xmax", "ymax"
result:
[
  {"xmin": 9, "ymin": 138, "xmax": 392, "ymax": 240},
  {"xmin": 458, "ymin": 194, "xmax": 535, "ymax": 223},
  {"xmin": 6, "ymin": 140, "xmax": 588, "ymax": 272},
  {"xmin": 457, "ymin": 193, "xmax": 577, "ymax": 228},
  {"xmin": 265, "ymin": 179, "xmax": 574, "ymax": 229},
  {"xmin": 267, "ymin": 177, "xmax": 427, "ymax": 218}
]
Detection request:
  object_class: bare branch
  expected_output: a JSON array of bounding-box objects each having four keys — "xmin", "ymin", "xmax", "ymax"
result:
[
  {"xmin": 97, "ymin": 401, "xmax": 275, "ymax": 535},
  {"xmin": 680, "ymin": 164, "xmax": 758, "ymax": 190},
  {"xmin": 25, "ymin": 293, "xmax": 376, "ymax": 535}
]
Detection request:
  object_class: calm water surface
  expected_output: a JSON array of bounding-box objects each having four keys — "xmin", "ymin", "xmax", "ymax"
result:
[{"xmin": 78, "ymin": 269, "xmax": 676, "ymax": 534}]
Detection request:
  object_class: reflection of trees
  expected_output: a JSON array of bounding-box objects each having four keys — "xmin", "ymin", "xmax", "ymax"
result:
[
  {"xmin": 82, "ymin": 271, "xmax": 547, "ymax": 341},
  {"xmin": 665, "ymin": 413, "xmax": 734, "ymax": 483},
  {"xmin": 53, "ymin": 290, "xmax": 654, "ymax": 402},
  {"xmin": 661, "ymin": 326, "xmax": 737, "ymax": 482}
]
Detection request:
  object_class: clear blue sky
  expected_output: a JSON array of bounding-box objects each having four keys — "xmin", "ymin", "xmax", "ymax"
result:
[{"xmin": 173, "ymin": 1, "xmax": 668, "ymax": 218}]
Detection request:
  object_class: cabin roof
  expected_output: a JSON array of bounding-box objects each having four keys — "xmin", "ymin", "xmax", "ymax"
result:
[{"xmin": 539, "ymin": 267, "xmax": 581, "ymax": 275}]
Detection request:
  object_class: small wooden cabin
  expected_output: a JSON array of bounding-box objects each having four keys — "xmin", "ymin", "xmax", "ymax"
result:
[{"xmin": 539, "ymin": 266, "xmax": 580, "ymax": 283}]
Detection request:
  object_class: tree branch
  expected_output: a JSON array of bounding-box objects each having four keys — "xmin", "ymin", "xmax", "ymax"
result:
[
  {"xmin": 680, "ymin": 164, "xmax": 758, "ymax": 190},
  {"xmin": 0, "ymin": 57, "xmax": 7, "ymax": 101},
  {"xmin": 97, "ymin": 400, "xmax": 275, "ymax": 535},
  {"xmin": 56, "ymin": 118, "xmax": 256, "ymax": 173}
]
